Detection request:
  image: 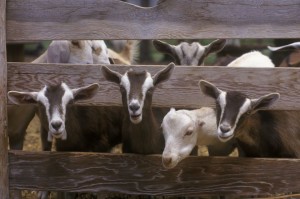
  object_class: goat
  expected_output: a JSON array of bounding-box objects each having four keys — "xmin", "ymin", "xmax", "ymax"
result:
[
  {"xmin": 8, "ymin": 82, "xmax": 122, "ymax": 152},
  {"xmin": 152, "ymin": 39, "xmax": 226, "ymax": 66},
  {"xmin": 268, "ymin": 42, "xmax": 300, "ymax": 67},
  {"xmin": 108, "ymin": 40, "xmax": 139, "ymax": 65},
  {"xmin": 32, "ymin": 40, "xmax": 93, "ymax": 64},
  {"xmin": 90, "ymin": 40, "xmax": 112, "ymax": 64},
  {"xmin": 199, "ymin": 80, "xmax": 300, "ymax": 158},
  {"xmin": 227, "ymin": 51, "xmax": 275, "ymax": 67},
  {"xmin": 101, "ymin": 63, "xmax": 175, "ymax": 154},
  {"xmin": 8, "ymin": 40, "xmax": 111, "ymax": 149},
  {"xmin": 162, "ymin": 107, "xmax": 238, "ymax": 169}
]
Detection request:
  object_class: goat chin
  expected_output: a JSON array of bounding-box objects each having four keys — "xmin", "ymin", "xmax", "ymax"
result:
[
  {"xmin": 130, "ymin": 115, "xmax": 142, "ymax": 124},
  {"xmin": 47, "ymin": 130, "xmax": 67, "ymax": 141}
]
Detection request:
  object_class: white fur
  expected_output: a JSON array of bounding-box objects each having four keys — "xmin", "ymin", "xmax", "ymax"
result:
[
  {"xmin": 91, "ymin": 40, "xmax": 111, "ymax": 64},
  {"xmin": 162, "ymin": 107, "xmax": 219, "ymax": 169},
  {"xmin": 227, "ymin": 51, "xmax": 274, "ymax": 67}
]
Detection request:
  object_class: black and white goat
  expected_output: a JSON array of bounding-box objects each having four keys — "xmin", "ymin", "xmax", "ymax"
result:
[
  {"xmin": 199, "ymin": 80, "xmax": 300, "ymax": 158},
  {"xmin": 102, "ymin": 63, "xmax": 175, "ymax": 154},
  {"xmin": 153, "ymin": 39, "xmax": 226, "ymax": 66},
  {"xmin": 8, "ymin": 82, "xmax": 122, "ymax": 152}
]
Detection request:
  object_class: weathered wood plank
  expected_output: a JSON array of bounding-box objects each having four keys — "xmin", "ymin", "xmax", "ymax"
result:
[
  {"xmin": 7, "ymin": 63, "xmax": 300, "ymax": 110},
  {"xmin": 0, "ymin": 0, "xmax": 9, "ymax": 198},
  {"xmin": 9, "ymin": 151, "xmax": 300, "ymax": 195},
  {"xmin": 6, "ymin": 0, "xmax": 300, "ymax": 41}
]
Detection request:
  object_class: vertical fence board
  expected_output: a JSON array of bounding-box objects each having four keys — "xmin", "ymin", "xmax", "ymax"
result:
[{"xmin": 0, "ymin": 0, "xmax": 9, "ymax": 198}]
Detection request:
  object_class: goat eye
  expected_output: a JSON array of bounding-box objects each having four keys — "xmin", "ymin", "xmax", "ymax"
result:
[
  {"xmin": 120, "ymin": 86, "xmax": 126, "ymax": 93},
  {"xmin": 147, "ymin": 88, "xmax": 154, "ymax": 94},
  {"xmin": 184, "ymin": 130, "xmax": 193, "ymax": 136}
]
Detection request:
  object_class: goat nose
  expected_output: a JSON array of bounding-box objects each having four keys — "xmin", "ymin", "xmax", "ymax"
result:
[
  {"xmin": 51, "ymin": 121, "xmax": 62, "ymax": 131},
  {"xmin": 129, "ymin": 104, "xmax": 140, "ymax": 112},
  {"xmin": 162, "ymin": 156, "xmax": 172, "ymax": 166},
  {"xmin": 220, "ymin": 124, "xmax": 231, "ymax": 133}
]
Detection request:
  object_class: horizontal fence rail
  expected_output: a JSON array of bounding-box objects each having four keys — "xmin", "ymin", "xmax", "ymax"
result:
[
  {"xmin": 9, "ymin": 150, "xmax": 300, "ymax": 195},
  {"xmin": 6, "ymin": 0, "xmax": 300, "ymax": 41},
  {"xmin": 7, "ymin": 62, "xmax": 300, "ymax": 110}
]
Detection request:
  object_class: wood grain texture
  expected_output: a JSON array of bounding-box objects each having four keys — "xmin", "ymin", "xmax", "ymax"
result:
[
  {"xmin": 6, "ymin": 0, "xmax": 300, "ymax": 41},
  {"xmin": 9, "ymin": 150, "xmax": 300, "ymax": 195},
  {"xmin": 0, "ymin": 0, "xmax": 9, "ymax": 198},
  {"xmin": 7, "ymin": 63, "xmax": 300, "ymax": 110}
]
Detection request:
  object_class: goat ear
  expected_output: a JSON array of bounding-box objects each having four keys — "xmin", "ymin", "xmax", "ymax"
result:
[
  {"xmin": 268, "ymin": 42, "xmax": 300, "ymax": 51},
  {"xmin": 153, "ymin": 63, "xmax": 175, "ymax": 85},
  {"xmin": 101, "ymin": 66, "xmax": 122, "ymax": 84},
  {"xmin": 47, "ymin": 40, "xmax": 70, "ymax": 63},
  {"xmin": 199, "ymin": 80, "xmax": 222, "ymax": 99},
  {"xmin": 153, "ymin": 40, "xmax": 177, "ymax": 57},
  {"xmin": 251, "ymin": 93, "xmax": 280, "ymax": 112},
  {"xmin": 72, "ymin": 83, "xmax": 99, "ymax": 102},
  {"xmin": 8, "ymin": 91, "xmax": 38, "ymax": 104},
  {"xmin": 204, "ymin": 39, "xmax": 226, "ymax": 56}
]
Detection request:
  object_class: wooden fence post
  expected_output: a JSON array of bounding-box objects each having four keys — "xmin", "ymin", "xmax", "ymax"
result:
[{"xmin": 0, "ymin": 0, "xmax": 9, "ymax": 198}]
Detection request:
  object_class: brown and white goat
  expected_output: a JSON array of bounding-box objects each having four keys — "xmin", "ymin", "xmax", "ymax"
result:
[
  {"xmin": 199, "ymin": 80, "xmax": 300, "ymax": 158},
  {"xmin": 268, "ymin": 42, "xmax": 300, "ymax": 67},
  {"xmin": 153, "ymin": 39, "xmax": 226, "ymax": 66},
  {"xmin": 102, "ymin": 63, "xmax": 175, "ymax": 154},
  {"xmin": 8, "ymin": 40, "xmax": 111, "ymax": 150},
  {"xmin": 8, "ymin": 82, "xmax": 122, "ymax": 152}
]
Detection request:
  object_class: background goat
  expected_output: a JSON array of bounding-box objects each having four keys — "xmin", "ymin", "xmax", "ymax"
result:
[
  {"xmin": 268, "ymin": 42, "xmax": 300, "ymax": 67},
  {"xmin": 101, "ymin": 63, "xmax": 174, "ymax": 154},
  {"xmin": 152, "ymin": 39, "xmax": 226, "ymax": 66}
]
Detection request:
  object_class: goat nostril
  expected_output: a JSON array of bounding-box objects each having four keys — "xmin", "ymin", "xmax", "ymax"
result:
[
  {"xmin": 163, "ymin": 156, "xmax": 172, "ymax": 165},
  {"xmin": 129, "ymin": 104, "xmax": 140, "ymax": 112},
  {"xmin": 51, "ymin": 121, "xmax": 62, "ymax": 131},
  {"xmin": 220, "ymin": 124, "xmax": 231, "ymax": 133}
]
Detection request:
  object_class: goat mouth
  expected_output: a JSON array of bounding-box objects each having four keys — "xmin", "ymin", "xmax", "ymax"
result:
[
  {"xmin": 130, "ymin": 114, "xmax": 142, "ymax": 124},
  {"xmin": 52, "ymin": 132, "xmax": 63, "ymax": 138},
  {"xmin": 131, "ymin": 114, "xmax": 141, "ymax": 120},
  {"xmin": 218, "ymin": 134, "xmax": 234, "ymax": 142}
]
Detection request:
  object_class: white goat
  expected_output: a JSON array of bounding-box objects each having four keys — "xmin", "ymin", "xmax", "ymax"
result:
[
  {"xmin": 227, "ymin": 51, "xmax": 274, "ymax": 67},
  {"xmin": 162, "ymin": 107, "xmax": 237, "ymax": 169}
]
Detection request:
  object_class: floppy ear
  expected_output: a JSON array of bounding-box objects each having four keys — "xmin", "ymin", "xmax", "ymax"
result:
[
  {"xmin": 153, "ymin": 63, "xmax": 175, "ymax": 85},
  {"xmin": 153, "ymin": 40, "xmax": 178, "ymax": 58},
  {"xmin": 204, "ymin": 39, "xmax": 226, "ymax": 56},
  {"xmin": 101, "ymin": 66, "xmax": 122, "ymax": 84},
  {"xmin": 8, "ymin": 91, "xmax": 39, "ymax": 104},
  {"xmin": 251, "ymin": 93, "xmax": 280, "ymax": 112},
  {"xmin": 72, "ymin": 83, "xmax": 100, "ymax": 101},
  {"xmin": 47, "ymin": 40, "xmax": 70, "ymax": 63},
  {"xmin": 199, "ymin": 80, "xmax": 222, "ymax": 100}
]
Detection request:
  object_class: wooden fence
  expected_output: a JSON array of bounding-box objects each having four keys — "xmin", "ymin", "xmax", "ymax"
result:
[{"xmin": 1, "ymin": 0, "xmax": 300, "ymax": 198}]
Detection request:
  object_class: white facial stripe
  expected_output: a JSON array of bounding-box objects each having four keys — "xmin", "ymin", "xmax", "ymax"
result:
[
  {"xmin": 61, "ymin": 83, "xmax": 74, "ymax": 111},
  {"xmin": 121, "ymin": 73, "xmax": 131, "ymax": 104},
  {"xmin": 37, "ymin": 86, "xmax": 51, "ymax": 122},
  {"xmin": 218, "ymin": 91, "xmax": 227, "ymax": 128},
  {"xmin": 141, "ymin": 72, "xmax": 154, "ymax": 100}
]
